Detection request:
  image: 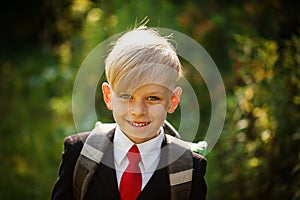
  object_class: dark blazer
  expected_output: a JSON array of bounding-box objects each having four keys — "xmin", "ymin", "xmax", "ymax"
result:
[{"xmin": 51, "ymin": 131, "xmax": 207, "ymax": 200}]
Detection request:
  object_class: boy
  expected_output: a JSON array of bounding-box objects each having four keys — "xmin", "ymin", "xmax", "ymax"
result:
[{"xmin": 51, "ymin": 26, "xmax": 206, "ymax": 200}]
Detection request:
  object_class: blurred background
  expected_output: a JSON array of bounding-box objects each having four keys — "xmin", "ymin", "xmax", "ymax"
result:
[{"xmin": 0, "ymin": 0, "xmax": 299, "ymax": 199}]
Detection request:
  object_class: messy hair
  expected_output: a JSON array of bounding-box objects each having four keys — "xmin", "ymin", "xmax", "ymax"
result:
[{"xmin": 105, "ymin": 26, "xmax": 183, "ymax": 93}]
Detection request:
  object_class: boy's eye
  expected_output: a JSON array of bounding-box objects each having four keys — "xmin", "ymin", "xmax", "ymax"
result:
[
  {"xmin": 147, "ymin": 96, "xmax": 160, "ymax": 101},
  {"xmin": 120, "ymin": 94, "xmax": 132, "ymax": 99}
]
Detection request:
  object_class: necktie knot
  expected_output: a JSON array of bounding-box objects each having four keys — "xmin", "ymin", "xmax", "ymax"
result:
[{"xmin": 127, "ymin": 145, "xmax": 141, "ymax": 164}]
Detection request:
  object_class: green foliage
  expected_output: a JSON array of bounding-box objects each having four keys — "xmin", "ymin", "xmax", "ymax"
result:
[
  {"xmin": 207, "ymin": 34, "xmax": 300, "ymax": 199},
  {"xmin": 0, "ymin": 0, "xmax": 299, "ymax": 199},
  {"xmin": 0, "ymin": 50, "xmax": 64, "ymax": 199}
]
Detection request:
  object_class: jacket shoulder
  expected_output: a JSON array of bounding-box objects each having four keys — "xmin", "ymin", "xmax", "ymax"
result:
[{"xmin": 51, "ymin": 132, "xmax": 91, "ymax": 199}]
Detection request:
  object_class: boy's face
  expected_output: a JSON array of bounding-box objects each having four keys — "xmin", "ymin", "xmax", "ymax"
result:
[{"xmin": 102, "ymin": 82, "xmax": 181, "ymax": 143}]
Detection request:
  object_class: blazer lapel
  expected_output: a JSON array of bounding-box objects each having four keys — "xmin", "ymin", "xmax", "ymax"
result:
[
  {"xmin": 138, "ymin": 167, "xmax": 170, "ymax": 200},
  {"xmin": 101, "ymin": 142, "xmax": 120, "ymax": 199},
  {"xmin": 137, "ymin": 137, "xmax": 170, "ymax": 200}
]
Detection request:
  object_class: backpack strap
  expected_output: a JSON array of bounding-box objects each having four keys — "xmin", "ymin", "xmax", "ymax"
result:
[
  {"xmin": 73, "ymin": 123, "xmax": 116, "ymax": 200},
  {"xmin": 73, "ymin": 122, "xmax": 194, "ymax": 200},
  {"xmin": 165, "ymin": 134, "xmax": 193, "ymax": 200}
]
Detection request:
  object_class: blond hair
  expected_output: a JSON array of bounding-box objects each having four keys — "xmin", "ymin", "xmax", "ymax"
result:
[{"xmin": 105, "ymin": 26, "xmax": 183, "ymax": 93}]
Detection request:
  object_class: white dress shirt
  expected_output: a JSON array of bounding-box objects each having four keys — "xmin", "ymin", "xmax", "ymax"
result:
[{"xmin": 113, "ymin": 125, "xmax": 164, "ymax": 190}]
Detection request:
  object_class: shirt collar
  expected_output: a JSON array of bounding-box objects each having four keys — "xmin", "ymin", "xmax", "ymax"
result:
[
  {"xmin": 113, "ymin": 126, "xmax": 164, "ymax": 172},
  {"xmin": 137, "ymin": 127, "xmax": 164, "ymax": 172},
  {"xmin": 113, "ymin": 126, "xmax": 134, "ymax": 168}
]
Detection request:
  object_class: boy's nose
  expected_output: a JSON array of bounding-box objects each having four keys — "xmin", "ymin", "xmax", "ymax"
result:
[{"xmin": 129, "ymin": 100, "xmax": 148, "ymax": 116}]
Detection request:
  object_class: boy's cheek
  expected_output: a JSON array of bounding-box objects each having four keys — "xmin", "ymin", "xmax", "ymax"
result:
[
  {"xmin": 149, "ymin": 104, "xmax": 168, "ymax": 116},
  {"xmin": 113, "ymin": 103, "xmax": 131, "ymax": 115}
]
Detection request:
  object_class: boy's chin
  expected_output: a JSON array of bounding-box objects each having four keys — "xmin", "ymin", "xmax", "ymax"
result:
[{"xmin": 126, "ymin": 132, "xmax": 159, "ymax": 143}]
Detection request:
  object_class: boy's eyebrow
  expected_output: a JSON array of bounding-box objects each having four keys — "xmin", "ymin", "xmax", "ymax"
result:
[
  {"xmin": 116, "ymin": 89, "xmax": 169, "ymax": 97},
  {"xmin": 117, "ymin": 90, "xmax": 164, "ymax": 95},
  {"xmin": 146, "ymin": 88, "xmax": 173, "ymax": 95},
  {"xmin": 147, "ymin": 90, "xmax": 166, "ymax": 95}
]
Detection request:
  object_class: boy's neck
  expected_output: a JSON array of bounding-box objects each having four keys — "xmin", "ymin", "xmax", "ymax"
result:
[{"xmin": 125, "ymin": 130, "xmax": 161, "ymax": 144}]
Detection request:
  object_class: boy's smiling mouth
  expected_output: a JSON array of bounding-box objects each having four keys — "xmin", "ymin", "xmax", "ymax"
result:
[{"xmin": 129, "ymin": 121, "xmax": 151, "ymax": 127}]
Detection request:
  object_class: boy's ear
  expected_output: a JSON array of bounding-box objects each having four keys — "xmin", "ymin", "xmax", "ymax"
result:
[
  {"xmin": 102, "ymin": 82, "xmax": 113, "ymax": 110},
  {"xmin": 168, "ymin": 87, "xmax": 182, "ymax": 113}
]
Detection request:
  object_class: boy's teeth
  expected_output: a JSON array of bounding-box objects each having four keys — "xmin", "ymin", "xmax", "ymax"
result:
[{"xmin": 132, "ymin": 122, "xmax": 149, "ymax": 127}]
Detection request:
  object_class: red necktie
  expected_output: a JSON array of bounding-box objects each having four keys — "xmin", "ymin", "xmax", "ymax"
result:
[{"xmin": 119, "ymin": 145, "xmax": 142, "ymax": 200}]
